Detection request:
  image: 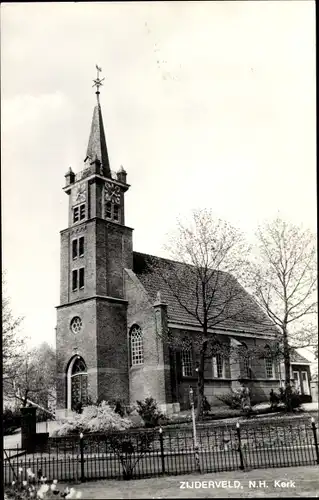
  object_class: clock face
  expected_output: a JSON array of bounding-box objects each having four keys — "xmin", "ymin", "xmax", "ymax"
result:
[
  {"xmin": 104, "ymin": 182, "xmax": 121, "ymax": 204},
  {"xmin": 72, "ymin": 184, "xmax": 86, "ymax": 205}
]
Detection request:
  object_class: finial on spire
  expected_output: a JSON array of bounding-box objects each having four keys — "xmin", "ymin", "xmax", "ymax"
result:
[{"xmin": 92, "ymin": 64, "xmax": 105, "ymax": 100}]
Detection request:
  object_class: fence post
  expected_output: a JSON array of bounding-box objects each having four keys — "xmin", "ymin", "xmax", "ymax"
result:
[
  {"xmin": 79, "ymin": 433, "xmax": 85, "ymax": 482},
  {"xmin": 236, "ymin": 422, "xmax": 244, "ymax": 470},
  {"xmin": 159, "ymin": 427, "xmax": 165, "ymax": 475},
  {"xmin": 311, "ymin": 418, "xmax": 319, "ymax": 464},
  {"xmin": 189, "ymin": 386, "xmax": 201, "ymax": 473}
]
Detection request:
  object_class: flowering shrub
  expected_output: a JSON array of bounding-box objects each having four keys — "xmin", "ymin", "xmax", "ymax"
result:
[
  {"xmin": 4, "ymin": 467, "xmax": 81, "ymax": 499},
  {"xmin": 52, "ymin": 401, "xmax": 133, "ymax": 436}
]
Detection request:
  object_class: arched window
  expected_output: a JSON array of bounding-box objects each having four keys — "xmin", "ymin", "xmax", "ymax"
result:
[
  {"xmin": 240, "ymin": 343, "xmax": 252, "ymax": 379},
  {"xmin": 130, "ymin": 325, "xmax": 144, "ymax": 366},
  {"xmin": 264, "ymin": 344, "xmax": 274, "ymax": 379},
  {"xmin": 211, "ymin": 341, "xmax": 225, "ymax": 379},
  {"xmin": 67, "ymin": 355, "xmax": 88, "ymax": 411}
]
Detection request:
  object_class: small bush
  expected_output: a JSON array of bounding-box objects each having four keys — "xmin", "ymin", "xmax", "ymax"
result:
[
  {"xmin": 269, "ymin": 389, "xmax": 280, "ymax": 408},
  {"xmin": 136, "ymin": 397, "xmax": 165, "ymax": 428},
  {"xmin": 216, "ymin": 390, "xmax": 242, "ymax": 409},
  {"xmin": 271, "ymin": 387, "xmax": 303, "ymax": 411}
]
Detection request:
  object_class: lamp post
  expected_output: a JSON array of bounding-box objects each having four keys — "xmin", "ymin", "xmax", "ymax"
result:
[
  {"xmin": 189, "ymin": 386, "xmax": 201, "ymax": 472},
  {"xmin": 79, "ymin": 432, "xmax": 85, "ymax": 482}
]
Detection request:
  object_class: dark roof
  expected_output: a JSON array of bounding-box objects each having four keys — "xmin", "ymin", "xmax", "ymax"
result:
[{"xmin": 132, "ymin": 251, "xmax": 278, "ymax": 336}]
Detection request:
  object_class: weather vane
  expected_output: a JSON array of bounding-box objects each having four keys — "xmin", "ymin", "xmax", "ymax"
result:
[{"xmin": 93, "ymin": 64, "xmax": 105, "ymax": 97}]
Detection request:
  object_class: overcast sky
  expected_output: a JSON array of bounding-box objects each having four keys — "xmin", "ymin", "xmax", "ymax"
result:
[{"xmin": 1, "ymin": 1, "xmax": 316, "ymax": 348}]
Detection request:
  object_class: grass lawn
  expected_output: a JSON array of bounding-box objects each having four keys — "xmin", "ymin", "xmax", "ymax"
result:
[{"xmin": 58, "ymin": 466, "xmax": 319, "ymax": 498}]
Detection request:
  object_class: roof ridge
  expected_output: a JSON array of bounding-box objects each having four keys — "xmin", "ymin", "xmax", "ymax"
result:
[{"xmin": 133, "ymin": 250, "xmax": 231, "ymax": 274}]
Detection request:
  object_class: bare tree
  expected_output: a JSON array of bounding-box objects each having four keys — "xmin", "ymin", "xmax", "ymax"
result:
[
  {"xmin": 2, "ymin": 274, "xmax": 25, "ymax": 383},
  {"xmin": 4, "ymin": 342, "xmax": 56, "ymax": 410},
  {"xmin": 149, "ymin": 209, "xmax": 270, "ymax": 419},
  {"xmin": 249, "ymin": 217, "xmax": 317, "ymax": 408}
]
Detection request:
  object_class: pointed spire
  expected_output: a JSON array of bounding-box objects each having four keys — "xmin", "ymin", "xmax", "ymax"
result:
[{"xmin": 85, "ymin": 65, "xmax": 112, "ymax": 178}]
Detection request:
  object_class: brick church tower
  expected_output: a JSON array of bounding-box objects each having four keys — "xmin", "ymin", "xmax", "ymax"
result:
[{"xmin": 56, "ymin": 69, "xmax": 132, "ymax": 416}]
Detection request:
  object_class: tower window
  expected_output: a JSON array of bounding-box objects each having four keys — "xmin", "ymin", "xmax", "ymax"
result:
[
  {"xmin": 79, "ymin": 267, "xmax": 85, "ymax": 289},
  {"xmin": 72, "ymin": 237, "xmax": 84, "ymax": 259},
  {"xmin": 72, "ymin": 239, "xmax": 78, "ymax": 259},
  {"xmin": 79, "ymin": 204, "xmax": 86, "ymax": 220},
  {"xmin": 105, "ymin": 202, "xmax": 112, "ymax": 219},
  {"xmin": 105, "ymin": 201, "xmax": 121, "ymax": 223},
  {"xmin": 72, "ymin": 270, "xmax": 78, "ymax": 291},
  {"xmin": 79, "ymin": 237, "xmax": 84, "ymax": 257},
  {"xmin": 73, "ymin": 207, "xmax": 79, "ymax": 223}
]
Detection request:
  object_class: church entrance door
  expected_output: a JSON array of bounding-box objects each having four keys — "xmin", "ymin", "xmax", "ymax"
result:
[{"xmin": 67, "ymin": 356, "xmax": 88, "ymax": 411}]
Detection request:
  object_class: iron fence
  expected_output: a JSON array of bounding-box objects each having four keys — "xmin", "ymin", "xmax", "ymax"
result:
[{"xmin": 3, "ymin": 420, "xmax": 319, "ymax": 484}]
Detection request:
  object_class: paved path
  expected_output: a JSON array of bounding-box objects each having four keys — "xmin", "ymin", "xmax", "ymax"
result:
[
  {"xmin": 57, "ymin": 466, "xmax": 319, "ymax": 498},
  {"xmin": 302, "ymin": 402, "xmax": 319, "ymax": 412}
]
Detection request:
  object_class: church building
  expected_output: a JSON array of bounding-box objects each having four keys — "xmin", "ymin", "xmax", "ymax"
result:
[{"xmin": 55, "ymin": 71, "xmax": 281, "ymax": 418}]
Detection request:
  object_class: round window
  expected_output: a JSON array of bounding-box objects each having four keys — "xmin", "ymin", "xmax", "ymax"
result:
[{"xmin": 70, "ymin": 316, "xmax": 82, "ymax": 334}]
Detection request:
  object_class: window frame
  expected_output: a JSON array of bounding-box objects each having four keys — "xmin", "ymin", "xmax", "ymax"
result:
[
  {"xmin": 212, "ymin": 353, "xmax": 224, "ymax": 378},
  {"xmin": 181, "ymin": 347, "xmax": 193, "ymax": 377},
  {"xmin": 240, "ymin": 343, "xmax": 252, "ymax": 379},
  {"xmin": 73, "ymin": 207, "xmax": 79, "ymax": 223},
  {"xmin": 79, "ymin": 204, "xmax": 86, "ymax": 221},
  {"xmin": 105, "ymin": 202, "xmax": 112, "ymax": 219},
  {"xmin": 105, "ymin": 201, "xmax": 121, "ymax": 223},
  {"xmin": 79, "ymin": 236, "xmax": 84, "ymax": 257},
  {"xmin": 130, "ymin": 325, "xmax": 144, "ymax": 366},
  {"xmin": 79, "ymin": 267, "xmax": 85, "ymax": 289},
  {"xmin": 72, "ymin": 239, "xmax": 78, "ymax": 260},
  {"xmin": 264, "ymin": 345, "xmax": 275, "ymax": 379},
  {"xmin": 113, "ymin": 204, "xmax": 119, "ymax": 221},
  {"xmin": 72, "ymin": 269, "xmax": 78, "ymax": 291}
]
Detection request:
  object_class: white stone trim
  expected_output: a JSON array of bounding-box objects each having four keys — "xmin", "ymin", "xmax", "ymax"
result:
[
  {"xmin": 168, "ymin": 322, "xmax": 277, "ymax": 340},
  {"xmin": 129, "ymin": 364, "xmax": 171, "ymax": 372}
]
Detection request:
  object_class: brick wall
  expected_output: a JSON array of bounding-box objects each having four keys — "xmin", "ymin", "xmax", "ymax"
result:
[
  {"xmin": 125, "ymin": 270, "xmax": 169, "ymax": 406},
  {"xmin": 56, "ymin": 298, "xmax": 98, "ymax": 409},
  {"xmin": 96, "ymin": 298, "xmax": 129, "ymax": 403}
]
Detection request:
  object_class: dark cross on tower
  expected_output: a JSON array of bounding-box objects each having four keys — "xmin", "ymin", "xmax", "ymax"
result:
[{"xmin": 92, "ymin": 64, "xmax": 105, "ymax": 101}]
